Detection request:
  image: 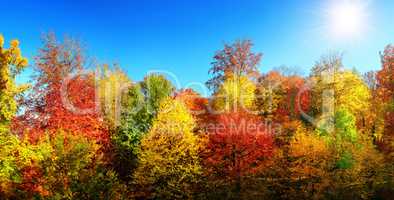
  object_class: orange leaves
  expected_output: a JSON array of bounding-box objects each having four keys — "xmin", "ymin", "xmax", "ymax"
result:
[
  {"xmin": 174, "ymin": 88, "xmax": 208, "ymax": 117},
  {"xmin": 18, "ymin": 166, "xmax": 49, "ymax": 197},
  {"xmin": 256, "ymin": 71, "xmax": 311, "ymax": 122},
  {"xmin": 16, "ymin": 34, "xmax": 109, "ymax": 145},
  {"xmin": 377, "ymin": 45, "xmax": 394, "ymax": 103},
  {"xmin": 203, "ymin": 111, "xmax": 274, "ymax": 181},
  {"xmin": 2, "ymin": 34, "xmax": 393, "ymax": 199},
  {"xmin": 376, "ymin": 45, "xmax": 394, "ymax": 153}
]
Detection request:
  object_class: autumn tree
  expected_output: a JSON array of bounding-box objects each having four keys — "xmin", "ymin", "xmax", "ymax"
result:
[
  {"xmin": 16, "ymin": 33, "xmax": 109, "ymax": 144},
  {"xmin": 202, "ymin": 111, "xmax": 274, "ymax": 199},
  {"xmin": 0, "ymin": 132, "xmax": 51, "ymax": 197},
  {"xmin": 112, "ymin": 73, "xmax": 174, "ymax": 180},
  {"xmin": 255, "ymin": 71, "xmax": 285, "ymax": 120},
  {"xmin": 133, "ymin": 98, "xmax": 203, "ymax": 199},
  {"xmin": 206, "ymin": 40, "xmax": 262, "ymax": 91},
  {"xmin": 0, "ymin": 34, "xmax": 28, "ymax": 132},
  {"xmin": 376, "ymin": 45, "xmax": 394, "ymax": 155},
  {"xmin": 286, "ymin": 125, "xmax": 331, "ymax": 199},
  {"xmin": 361, "ymin": 70, "xmax": 385, "ymax": 138},
  {"xmin": 174, "ymin": 88, "xmax": 209, "ymax": 128},
  {"xmin": 212, "ymin": 75, "xmax": 256, "ymax": 113},
  {"xmin": 310, "ymin": 55, "xmax": 370, "ymax": 126},
  {"xmin": 0, "ymin": 34, "xmax": 37, "ymax": 197},
  {"xmin": 315, "ymin": 107, "xmax": 385, "ymax": 198},
  {"xmin": 255, "ymin": 71, "xmax": 310, "ymax": 122},
  {"xmin": 310, "ymin": 53, "xmax": 344, "ymax": 76},
  {"xmin": 97, "ymin": 65, "xmax": 131, "ymax": 130},
  {"xmin": 9, "ymin": 130, "xmax": 126, "ymax": 199},
  {"xmin": 38, "ymin": 131, "xmax": 125, "ymax": 199}
]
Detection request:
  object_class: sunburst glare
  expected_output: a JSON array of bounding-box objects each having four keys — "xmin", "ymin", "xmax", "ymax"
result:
[{"xmin": 324, "ymin": 0, "xmax": 370, "ymax": 41}]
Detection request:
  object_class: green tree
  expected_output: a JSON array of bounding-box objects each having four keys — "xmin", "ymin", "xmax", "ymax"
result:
[
  {"xmin": 317, "ymin": 107, "xmax": 358, "ymax": 168},
  {"xmin": 112, "ymin": 73, "xmax": 174, "ymax": 180},
  {"xmin": 317, "ymin": 108, "xmax": 385, "ymax": 199}
]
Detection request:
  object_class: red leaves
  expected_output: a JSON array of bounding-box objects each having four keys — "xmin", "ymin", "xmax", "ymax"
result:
[
  {"xmin": 40, "ymin": 75, "xmax": 108, "ymax": 144},
  {"xmin": 377, "ymin": 45, "xmax": 394, "ymax": 103},
  {"xmin": 207, "ymin": 40, "xmax": 262, "ymax": 91},
  {"xmin": 376, "ymin": 45, "xmax": 394, "ymax": 152},
  {"xmin": 278, "ymin": 75, "xmax": 311, "ymax": 121},
  {"xmin": 258, "ymin": 71, "xmax": 311, "ymax": 122},
  {"xmin": 15, "ymin": 34, "xmax": 109, "ymax": 145},
  {"xmin": 174, "ymin": 88, "xmax": 208, "ymax": 116},
  {"xmin": 18, "ymin": 166, "xmax": 49, "ymax": 197},
  {"xmin": 202, "ymin": 112, "xmax": 274, "ymax": 181},
  {"xmin": 174, "ymin": 88, "xmax": 211, "ymax": 128}
]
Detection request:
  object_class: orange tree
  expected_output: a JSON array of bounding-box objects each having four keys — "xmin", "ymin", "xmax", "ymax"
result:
[
  {"xmin": 15, "ymin": 33, "xmax": 109, "ymax": 145},
  {"xmin": 202, "ymin": 111, "xmax": 274, "ymax": 199}
]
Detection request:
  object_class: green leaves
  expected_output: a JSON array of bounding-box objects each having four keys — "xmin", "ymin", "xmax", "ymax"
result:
[{"xmin": 111, "ymin": 73, "xmax": 174, "ymax": 180}]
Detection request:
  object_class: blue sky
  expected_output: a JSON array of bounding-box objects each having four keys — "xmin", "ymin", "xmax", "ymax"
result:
[{"xmin": 2, "ymin": 0, "xmax": 393, "ymax": 91}]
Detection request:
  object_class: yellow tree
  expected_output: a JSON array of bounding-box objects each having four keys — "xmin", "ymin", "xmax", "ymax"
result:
[
  {"xmin": 311, "ymin": 67, "xmax": 370, "ymax": 126},
  {"xmin": 288, "ymin": 125, "xmax": 332, "ymax": 199},
  {"xmin": 97, "ymin": 65, "xmax": 131, "ymax": 130},
  {"xmin": 0, "ymin": 34, "xmax": 28, "ymax": 132},
  {"xmin": 212, "ymin": 75, "xmax": 256, "ymax": 113},
  {"xmin": 133, "ymin": 98, "xmax": 203, "ymax": 199}
]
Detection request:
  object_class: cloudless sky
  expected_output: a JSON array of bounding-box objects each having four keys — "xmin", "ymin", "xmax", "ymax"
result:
[{"xmin": 2, "ymin": 0, "xmax": 393, "ymax": 93}]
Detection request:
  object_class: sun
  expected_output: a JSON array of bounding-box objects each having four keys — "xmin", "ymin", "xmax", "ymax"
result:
[{"xmin": 326, "ymin": 0, "xmax": 368, "ymax": 40}]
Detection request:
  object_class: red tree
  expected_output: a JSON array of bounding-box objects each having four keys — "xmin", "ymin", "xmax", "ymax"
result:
[
  {"xmin": 278, "ymin": 75, "xmax": 311, "ymax": 121},
  {"xmin": 376, "ymin": 45, "xmax": 394, "ymax": 153},
  {"xmin": 14, "ymin": 34, "xmax": 108, "ymax": 144},
  {"xmin": 202, "ymin": 111, "xmax": 274, "ymax": 194},
  {"xmin": 257, "ymin": 71, "xmax": 311, "ymax": 122},
  {"xmin": 206, "ymin": 40, "xmax": 262, "ymax": 91},
  {"xmin": 17, "ymin": 166, "xmax": 49, "ymax": 198}
]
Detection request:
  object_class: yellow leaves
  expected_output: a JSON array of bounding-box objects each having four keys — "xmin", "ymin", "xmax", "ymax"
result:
[
  {"xmin": 0, "ymin": 35, "xmax": 4, "ymax": 47},
  {"xmin": 311, "ymin": 69, "xmax": 371, "ymax": 130},
  {"xmin": 150, "ymin": 97, "xmax": 195, "ymax": 135},
  {"xmin": 97, "ymin": 65, "xmax": 131, "ymax": 129},
  {"xmin": 10, "ymin": 40, "xmax": 19, "ymax": 48},
  {"xmin": 334, "ymin": 71, "xmax": 370, "ymax": 115},
  {"xmin": 290, "ymin": 126, "xmax": 331, "ymax": 168},
  {"xmin": 290, "ymin": 127, "xmax": 329, "ymax": 158},
  {"xmin": 289, "ymin": 125, "xmax": 331, "ymax": 181},
  {"xmin": 213, "ymin": 75, "xmax": 256, "ymax": 112},
  {"xmin": 134, "ymin": 98, "xmax": 202, "ymax": 199},
  {"xmin": 0, "ymin": 34, "xmax": 28, "ymax": 124}
]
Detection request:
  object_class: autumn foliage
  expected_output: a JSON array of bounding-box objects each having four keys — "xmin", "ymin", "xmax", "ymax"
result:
[
  {"xmin": 15, "ymin": 34, "xmax": 109, "ymax": 144},
  {"xmin": 0, "ymin": 34, "xmax": 393, "ymax": 199},
  {"xmin": 202, "ymin": 111, "xmax": 274, "ymax": 197}
]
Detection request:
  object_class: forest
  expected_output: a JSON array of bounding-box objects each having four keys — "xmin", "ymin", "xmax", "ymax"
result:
[{"xmin": 0, "ymin": 33, "xmax": 393, "ymax": 199}]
